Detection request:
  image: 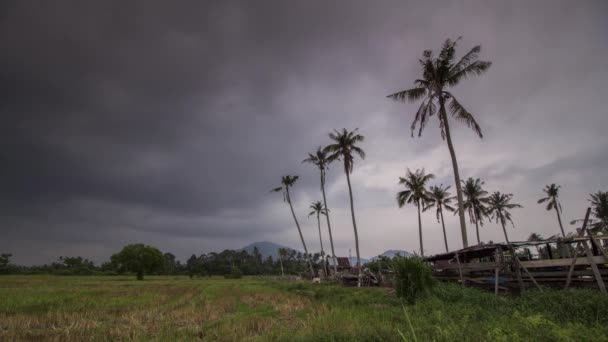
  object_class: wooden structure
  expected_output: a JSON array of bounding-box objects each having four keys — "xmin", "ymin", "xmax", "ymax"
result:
[{"xmin": 424, "ymin": 209, "xmax": 608, "ymax": 295}]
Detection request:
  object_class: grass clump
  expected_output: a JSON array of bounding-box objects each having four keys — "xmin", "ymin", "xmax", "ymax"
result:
[{"xmin": 391, "ymin": 256, "xmax": 435, "ymax": 304}]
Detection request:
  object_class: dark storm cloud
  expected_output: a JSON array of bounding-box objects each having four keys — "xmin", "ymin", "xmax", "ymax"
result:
[{"xmin": 1, "ymin": 1, "xmax": 607, "ymax": 263}]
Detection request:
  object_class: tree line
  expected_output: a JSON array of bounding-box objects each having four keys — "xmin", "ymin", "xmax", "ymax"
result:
[{"xmin": 0, "ymin": 244, "xmax": 325, "ymax": 280}]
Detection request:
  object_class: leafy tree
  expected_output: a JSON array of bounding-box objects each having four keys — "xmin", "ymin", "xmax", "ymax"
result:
[
  {"xmin": 486, "ymin": 192, "xmax": 523, "ymax": 244},
  {"xmin": 459, "ymin": 177, "xmax": 489, "ymax": 245},
  {"xmin": 110, "ymin": 244, "xmax": 164, "ymax": 280},
  {"xmin": 303, "ymin": 147, "xmax": 338, "ymax": 275},
  {"xmin": 538, "ymin": 184, "xmax": 566, "ymax": 237},
  {"xmin": 425, "ymin": 184, "xmax": 455, "ymax": 252},
  {"xmin": 397, "ymin": 168, "xmax": 434, "ymax": 256},
  {"xmin": 590, "ymin": 191, "xmax": 608, "ymax": 232},
  {"xmin": 324, "ymin": 128, "xmax": 366, "ymax": 286},
  {"xmin": 387, "ymin": 38, "xmax": 492, "ymax": 248},
  {"xmin": 162, "ymin": 252, "xmax": 177, "ymax": 275},
  {"xmin": 308, "ymin": 201, "xmax": 328, "ymax": 277},
  {"xmin": 271, "ymin": 175, "xmax": 315, "ymax": 276},
  {"xmin": 0, "ymin": 253, "xmax": 12, "ymax": 272},
  {"xmin": 527, "ymin": 233, "xmax": 543, "ymax": 241}
]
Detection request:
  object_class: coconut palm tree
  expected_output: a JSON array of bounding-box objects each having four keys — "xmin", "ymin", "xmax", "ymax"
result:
[
  {"xmin": 527, "ymin": 233, "xmax": 543, "ymax": 241},
  {"xmin": 303, "ymin": 147, "xmax": 338, "ymax": 275},
  {"xmin": 538, "ymin": 184, "xmax": 566, "ymax": 237},
  {"xmin": 425, "ymin": 184, "xmax": 455, "ymax": 252},
  {"xmin": 271, "ymin": 175, "xmax": 314, "ymax": 276},
  {"xmin": 308, "ymin": 201, "xmax": 328, "ymax": 277},
  {"xmin": 590, "ymin": 191, "xmax": 608, "ymax": 232},
  {"xmin": 486, "ymin": 192, "xmax": 523, "ymax": 244},
  {"xmin": 324, "ymin": 128, "xmax": 365, "ymax": 286},
  {"xmin": 387, "ymin": 38, "xmax": 492, "ymax": 248},
  {"xmin": 458, "ymin": 178, "xmax": 489, "ymax": 245},
  {"xmin": 397, "ymin": 168, "xmax": 435, "ymax": 257}
]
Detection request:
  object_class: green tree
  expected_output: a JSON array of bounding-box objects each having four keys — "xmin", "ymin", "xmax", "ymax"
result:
[
  {"xmin": 303, "ymin": 147, "xmax": 338, "ymax": 275},
  {"xmin": 0, "ymin": 253, "xmax": 12, "ymax": 270},
  {"xmin": 459, "ymin": 177, "xmax": 489, "ymax": 245},
  {"xmin": 162, "ymin": 252, "xmax": 177, "ymax": 275},
  {"xmin": 486, "ymin": 192, "xmax": 523, "ymax": 244},
  {"xmin": 387, "ymin": 38, "xmax": 492, "ymax": 248},
  {"xmin": 324, "ymin": 128, "xmax": 366, "ymax": 286},
  {"xmin": 397, "ymin": 168, "xmax": 435, "ymax": 257},
  {"xmin": 271, "ymin": 175, "xmax": 315, "ymax": 276},
  {"xmin": 590, "ymin": 191, "xmax": 608, "ymax": 232},
  {"xmin": 110, "ymin": 244, "xmax": 164, "ymax": 280},
  {"xmin": 308, "ymin": 201, "xmax": 328, "ymax": 277},
  {"xmin": 527, "ymin": 233, "xmax": 543, "ymax": 241},
  {"xmin": 538, "ymin": 184, "xmax": 566, "ymax": 237},
  {"xmin": 425, "ymin": 184, "xmax": 455, "ymax": 252}
]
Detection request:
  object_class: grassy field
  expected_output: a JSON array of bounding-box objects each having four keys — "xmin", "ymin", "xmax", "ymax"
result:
[{"xmin": 1, "ymin": 276, "xmax": 608, "ymax": 341}]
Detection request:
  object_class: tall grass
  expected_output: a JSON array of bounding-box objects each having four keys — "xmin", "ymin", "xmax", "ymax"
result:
[{"xmin": 390, "ymin": 256, "xmax": 435, "ymax": 304}]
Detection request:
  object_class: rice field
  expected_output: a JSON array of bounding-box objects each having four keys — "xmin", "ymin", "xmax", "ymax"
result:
[{"xmin": 1, "ymin": 275, "xmax": 607, "ymax": 341}]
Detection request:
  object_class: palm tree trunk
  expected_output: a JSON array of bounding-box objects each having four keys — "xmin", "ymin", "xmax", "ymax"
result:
[
  {"xmin": 316, "ymin": 213, "xmax": 327, "ymax": 278},
  {"xmin": 500, "ymin": 218, "xmax": 510, "ymax": 245},
  {"xmin": 439, "ymin": 209, "xmax": 449, "ymax": 252},
  {"xmin": 286, "ymin": 188, "xmax": 315, "ymax": 277},
  {"xmin": 555, "ymin": 207, "xmax": 566, "ymax": 237},
  {"xmin": 475, "ymin": 219, "xmax": 481, "ymax": 245},
  {"xmin": 320, "ymin": 170, "xmax": 338, "ymax": 276},
  {"xmin": 439, "ymin": 99, "xmax": 468, "ymax": 248},
  {"xmin": 417, "ymin": 201, "xmax": 424, "ymax": 257},
  {"xmin": 345, "ymin": 169, "xmax": 362, "ymax": 287},
  {"xmin": 279, "ymin": 254, "xmax": 284, "ymax": 276}
]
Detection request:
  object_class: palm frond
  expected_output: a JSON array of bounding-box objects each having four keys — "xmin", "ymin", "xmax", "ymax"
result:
[
  {"xmin": 387, "ymin": 87, "xmax": 427, "ymax": 102},
  {"xmin": 447, "ymin": 60, "xmax": 492, "ymax": 85},
  {"xmin": 448, "ymin": 95, "xmax": 483, "ymax": 138}
]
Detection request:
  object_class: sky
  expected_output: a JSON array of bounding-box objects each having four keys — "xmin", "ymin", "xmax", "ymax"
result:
[{"xmin": 1, "ymin": 1, "xmax": 607, "ymax": 265}]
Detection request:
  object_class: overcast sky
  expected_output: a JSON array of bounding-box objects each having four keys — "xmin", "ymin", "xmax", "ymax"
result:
[{"xmin": 1, "ymin": 1, "xmax": 607, "ymax": 265}]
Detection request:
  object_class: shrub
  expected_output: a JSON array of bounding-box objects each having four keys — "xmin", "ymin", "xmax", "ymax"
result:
[
  {"xmin": 390, "ymin": 256, "xmax": 435, "ymax": 304},
  {"xmin": 224, "ymin": 267, "xmax": 243, "ymax": 279}
]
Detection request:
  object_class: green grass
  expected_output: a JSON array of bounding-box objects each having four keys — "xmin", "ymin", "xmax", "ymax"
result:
[{"xmin": 0, "ymin": 275, "xmax": 607, "ymax": 341}]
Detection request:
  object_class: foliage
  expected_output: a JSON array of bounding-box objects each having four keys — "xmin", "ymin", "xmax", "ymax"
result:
[
  {"xmin": 486, "ymin": 191, "xmax": 523, "ymax": 243},
  {"xmin": 459, "ymin": 177, "xmax": 489, "ymax": 225},
  {"xmin": 397, "ymin": 168, "xmax": 434, "ymax": 209},
  {"xmin": 390, "ymin": 256, "xmax": 435, "ymax": 304},
  {"xmin": 538, "ymin": 184, "xmax": 562, "ymax": 212},
  {"xmin": 425, "ymin": 184, "xmax": 455, "ymax": 220},
  {"xmin": 590, "ymin": 191, "xmax": 608, "ymax": 231},
  {"xmin": 224, "ymin": 267, "xmax": 243, "ymax": 279},
  {"xmin": 110, "ymin": 244, "xmax": 164, "ymax": 280}
]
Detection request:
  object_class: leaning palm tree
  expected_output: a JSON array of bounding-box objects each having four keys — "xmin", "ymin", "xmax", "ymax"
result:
[
  {"xmin": 303, "ymin": 147, "xmax": 338, "ymax": 275},
  {"xmin": 397, "ymin": 168, "xmax": 435, "ymax": 257},
  {"xmin": 271, "ymin": 175, "xmax": 314, "ymax": 276},
  {"xmin": 308, "ymin": 201, "xmax": 328, "ymax": 277},
  {"xmin": 324, "ymin": 128, "xmax": 365, "ymax": 286},
  {"xmin": 537, "ymin": 184, "xmax": 566, "ymax": 237},
  {"xmin": 425, "ymin": 184, "xmax": 455, "ymax": 252},
  {"xmin": 459, "ymin": 178, "xmax": 489, "ymax": 245},
  {"xmin": 387, "ymin": 38, "xmax": 492, "ymax": 248},
  {"xmin": 486, "ymin": 192, "xmax": 523, "ymax": 244}
]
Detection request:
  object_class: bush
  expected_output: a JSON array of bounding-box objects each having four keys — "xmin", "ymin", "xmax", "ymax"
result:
[
  {"xmin": 391, "ymin": 256, "xmax": 435, "ymax": 304},
  {"xmin": 224, "ymin": 267, "xmax": 243, "ymax": 279}
]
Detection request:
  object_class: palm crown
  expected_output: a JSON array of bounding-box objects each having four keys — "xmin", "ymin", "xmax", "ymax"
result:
[
  {"xmin": 397, "ymin": 169, "xmax": 435, "ymax": 208},
  {"xmin": 271, "ymin": 175, "xmax": 299, "ymax": 201},
  {"xmin": 387, "ymin": 37, "xmax": 491, "ymax": 139},
  {"xmin": 303, "ymin": 147, "xmax": 331, "ymax": 171},
  {"xmin": 308, "ymin": 201, "xmax": 327, "ymax": 217},
  {"xmin": 460, "ymin": 177, "xmax": 489, "ymax": 225},
  {"xmin": 590, "ymin": 191, "xmax": 608, "ymax": 231},
  {"xmin": 538, "ymin": 184, "xmax": 562, "ymax": 212},
  {"xmin": 486, "ymin": 192, "xmax": 523, "ymax": 227},
  {"xmin": 425, "ymin": 184, "xmax": 455, "ymax": 222},
  {"xmin": 324, "ymin": 128, "xmax": 365, "ymax": 174}
]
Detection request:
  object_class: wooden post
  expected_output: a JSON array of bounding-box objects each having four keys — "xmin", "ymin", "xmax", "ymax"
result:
[
  {"xmin": 582, "ymin": 238, "xmax": 606, "ymax": 294},
  {"xmin": 494, "ymin": 267, "xmax": 500, "ymax": 296},
  {"xmin": 565, "ymin": 208, "xmax": 591, "ymax": 290},
  {"xmin": 588, "ymin": 231, "xmax": 608, "ymax": 259},
  {"xmin": 515, "ymin": 255, "xmax": 542, "ymax": 291},
  {"xmin": 510, "ymin": 245, "xmax": 525, "ymax": 293},
  {"xmin": 455, "ymin": 252, "xmax": 465, "ymax": 287}
]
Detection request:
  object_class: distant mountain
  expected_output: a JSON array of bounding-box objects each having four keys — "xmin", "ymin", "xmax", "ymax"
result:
[
  {"xmin": 368, "ymin": 250, "xmax": 413, "ymax": 262},
  {"xmin": 240, "ymin": 241, "xmax": 299, "ymax": 259}
]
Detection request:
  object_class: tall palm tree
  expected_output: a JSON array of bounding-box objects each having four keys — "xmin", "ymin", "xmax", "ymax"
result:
[
  {"xmin": 309, "ymin": 201, "xmax": 328, "ymax": 277},
  {"xmin": 486, "ymin": 192, "xmax": 523, "ymax": 244},
  {"xmin": 425, "ymin": 184, "xmax": 455, "ymax": 252},
  {"xmin": 277, "ymin": 248, "xmax": 287, "ymax": 276},
  {"xmin": 271, "ymin": 175, "xmax": 315, "ymax": 276},
  {"xmin": 459, "ymin": 178, "xmax": 489, "ymax": 245},
  {"xmin": 303, "ymin": 147, "xmax": 338, "ymax": 275},
  {"xmin": 397, "ymin": 168, "xmax": 435, "ymax": 257},
  {"xmin": 537, "ymin": 184, "xmax": 566, "ymax": 237},
  {"xmin": 324, "ymin": 128, "xmax": 365, "ymax": 286},
  {"xmin": 387, "ymin": 38, "xmax": 492, "ymax": 248}
]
